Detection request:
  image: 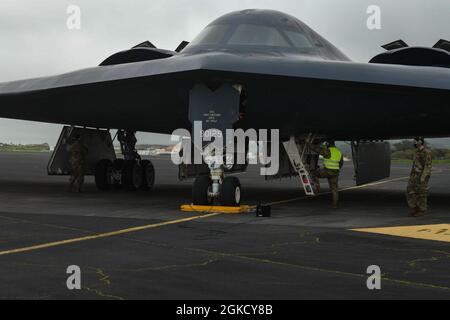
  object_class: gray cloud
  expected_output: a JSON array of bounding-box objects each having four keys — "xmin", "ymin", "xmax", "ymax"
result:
[{"xmin": 0, "ymin": 0, "xmax": 449, "ymax": 144}]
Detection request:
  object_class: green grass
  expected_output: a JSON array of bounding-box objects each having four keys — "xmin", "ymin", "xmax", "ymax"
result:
[{"xmin": 0, "ymin": 145, "xmax": 50, "ymax": 153}]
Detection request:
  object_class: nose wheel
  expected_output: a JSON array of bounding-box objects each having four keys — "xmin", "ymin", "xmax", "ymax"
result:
[
  {"xmin": 220, "ymin": 176, "xmax": 241, "ymax": 207},
  {"xmin": 192, "ymin": 175, "xmax": 213, "ymax": 205},
  {"xmin": 192, "ymin": 175, "xmax": 241, "ymax": 207}
]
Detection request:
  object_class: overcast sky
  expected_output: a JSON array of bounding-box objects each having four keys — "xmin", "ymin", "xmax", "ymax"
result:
[{"xmin": 0, "ymin": 0, "xmax": 449, "ymax": 145}]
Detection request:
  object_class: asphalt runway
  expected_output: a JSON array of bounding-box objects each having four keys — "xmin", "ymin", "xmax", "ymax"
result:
[{"xmin": 0, "ymin": 152, "xmax": 449, "ymax": 300}]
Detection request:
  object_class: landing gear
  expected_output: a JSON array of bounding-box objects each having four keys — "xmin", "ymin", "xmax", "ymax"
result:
[
  {"xmin": 112, "ymin": 159, "xmax": 125, "ymax": 189},
  {"xmin": 192, "ymin": 175, "xmax": 213, "ymax": 205},
  {"xmin": 220, "ymin": 176, "xmax": 241, "ymax": 207},
  {"xmin": 94, "ymin": 130, "xmax": 155, "ymax": 192},
  {"xmin": 187, "ymin": 83, "xmax": 244, "ymax": 206},
  {"xmin": 95, "ymin": 159, "xmax": 114, "ymax": 191},
  {"xmin": 141, "ymin": 160, "xmax": 155, "ymax": 190},
  {"xmin": 192, "ymin": 174, "xmax": 242, "ymax": 207},
  {"xmin": 191, "ymin": 152, "xmax": 242, "ymax": 207},
  {"xmin": 122, "ymin": 160, "xmax": 143, "ymax": 190}
]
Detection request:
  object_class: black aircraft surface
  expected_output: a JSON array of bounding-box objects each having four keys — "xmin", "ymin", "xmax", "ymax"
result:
[{"xmin": 0, "ymin": 9, "xmax": 449, "ymax": 206}]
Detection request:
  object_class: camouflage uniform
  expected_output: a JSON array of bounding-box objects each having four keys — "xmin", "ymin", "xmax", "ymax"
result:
[
  {"xmin": 312, "ymin": 145, "xmax": 344, "ymax": 208},
  {"xmin": 406, "ymin": 146, "xmax": 432, "ymax": 214},
  {"xmin": 69, "ymin": 140, "xmax": 88, "ymax": 192}
]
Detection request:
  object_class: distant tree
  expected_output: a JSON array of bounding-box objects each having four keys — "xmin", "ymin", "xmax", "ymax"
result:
[
  {"xmin": 392, "ymin": 149, "xmax": 415, "ymax": 160},
  {"xmin": 392, "ymin": 140, "xmax": 414, "ymax": 152},
  {"xmin": 432, "ymin": 148, "xmax": 449, "ymax": 160},
  {"xmin": 391, "ymin": 140, "xmax": 450, "ymax": 161},
  {"xmin": 391, "ymin": 151, "xmax": 404, "ymax": 159}
]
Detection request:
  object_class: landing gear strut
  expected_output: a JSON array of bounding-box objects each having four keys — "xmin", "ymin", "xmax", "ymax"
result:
[
  {"xmin": 192, "ymin": 151, "xmax": 242, "ymax": 207},
  {"xmin": 188, "ymin": 83, "xmax": 244, "ymax": 207},
  {"xmin": 94, "ymin": 129, "xmax": 155, "ymax": 192}
]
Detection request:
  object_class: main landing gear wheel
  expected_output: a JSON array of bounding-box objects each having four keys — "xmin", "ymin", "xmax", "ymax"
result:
[
  {"xmin": 220, "ymin": 176, "xmax": 241, "ymax": 207},
  {"xmin": 122, "ymin": 160, "xmax": 143, "ymax": 191},
  {"xmin": 192, "ymin": 175, "xmax": 213, "ymax": 205},
  {"xmin": 112, "ymin": 159, "xmax": 125, "ymax": 189},
  {"xmin": 95, "ymin": 159, "xmax": 114, "ymax": 191},
  {"xmin": 141, "ymin": 160, "xmax": 155, "ymax": 191},
  {"xmin": 95, "ymin": 159, "xmax": 155, "ymax": 192}
]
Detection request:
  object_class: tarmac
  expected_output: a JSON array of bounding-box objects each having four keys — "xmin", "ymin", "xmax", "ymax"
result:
[{"xmin": 0, "ymin": 152, "xmax": 449, "ymax": 300}]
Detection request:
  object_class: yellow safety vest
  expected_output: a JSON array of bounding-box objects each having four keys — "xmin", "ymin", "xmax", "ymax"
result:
[{"xmin": 323, "ymin": 147, "xmax": 342, "ymax": 171}]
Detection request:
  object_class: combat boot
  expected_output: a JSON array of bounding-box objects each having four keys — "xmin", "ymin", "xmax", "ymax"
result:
[
  {"xmin": 409, "ymin": 207, "xmax": 418, "ymax": 217},
  {"xmin": 413, "ymin": 209, "xmax": 426, "ymax": 217}
]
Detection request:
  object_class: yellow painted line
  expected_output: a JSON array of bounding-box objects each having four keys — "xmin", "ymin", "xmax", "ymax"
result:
[
  {"xmin": 352, "ymin": 224, "xmax": 450, "ymax": 243},
  {"xmin": 266, "ymin": 168, "xmax": 445, "ymax": 207},
  {"xmin": 180, "ymin": 204, "xmax": 253, "ymax": 214},
  {"xmin": 266, "ymin": 176, "xmax": 410, "ymax": 206},
  {"xmin": 0, "ymin": 213, "xmax": 221, "ymax": 257}
]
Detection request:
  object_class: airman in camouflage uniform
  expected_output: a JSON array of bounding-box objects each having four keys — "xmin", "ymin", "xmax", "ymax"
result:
[
  {"xmin": 406, "ymin": 137, "xmax": 432, "ymax": 217},
  {"xmin": 311, "ymin": 141, "xmax": 344, "ymax": 209},
  {"xmin": 68, "ymin": 134, "xmax": 88, "ymax": 193}
]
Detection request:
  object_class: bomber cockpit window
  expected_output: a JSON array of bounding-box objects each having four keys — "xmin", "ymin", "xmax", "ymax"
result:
[
  {"xmin": 187, "ymin": 23, "xmax": 315, "ymax": 52},
  {"xmin": 189, "ymin": 25, "xmax": 229, "ymax": 46},
  {"xmin": 228, "ymin": 24, "xmax": 290, "ymax": 47},
  {"xmin": 284, "ymin": 30, "xmax": 313, "ymax": 49}
]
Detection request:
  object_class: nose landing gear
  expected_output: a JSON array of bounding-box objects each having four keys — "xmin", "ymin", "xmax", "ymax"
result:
[
  {"xmin": 192, "ymin": 175, "xmax": 214, "ymax": 205},
  {"xmin": 192, "ymin": 174, "xmax": 242, "ymax": 207},
  {"xmin": 220, "ymin": 176, "xmax": 241, "ymax": 207},
  {"xmin": 187, "ymin": 83, "xmax": 245, "ymax": 207},
  {"xmin": 192, "ymin": 153, "xmax": 242, "ymax": 207}
]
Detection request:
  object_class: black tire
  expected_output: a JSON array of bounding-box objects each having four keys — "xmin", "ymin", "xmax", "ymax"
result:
[
  {"xmin": 141, "ymin": 160, "xmax": 155, "ymax": 190},
  {"xmin": 112, "ymin": 159, "xmax": 125, "ymax": 189},
  {"xmin": 113, "ymin": 159, "xmax": 125, "ymax": 170},
  {"xmin": 122, "ymin": 160, "xmax": 143, "ymax": 191},
  {"xmin": 95, "ymin": 159, "xmax": 113, "ymax": 191},
  {"xmin": 220, "ymin": 176, "xmax": 241, "ymax": 207},
  {"xmin": 192, "ymin": 175, "xmax": 212, "ymax": 205}
]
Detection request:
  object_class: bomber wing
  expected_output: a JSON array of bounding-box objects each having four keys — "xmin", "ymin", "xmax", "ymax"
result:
[{"xmin": 0, "ymin": 52, "xmax": 450, "ymax": 138}]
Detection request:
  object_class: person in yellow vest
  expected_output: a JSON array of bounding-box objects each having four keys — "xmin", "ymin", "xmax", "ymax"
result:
[{"xmin": 312, "ymin": 141, "xmax": 344, "ymax": 209}]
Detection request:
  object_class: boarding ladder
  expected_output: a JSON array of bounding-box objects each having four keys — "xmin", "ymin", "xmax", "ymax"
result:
[{"xmin": 282, "ymin": 137, "xmax": 316, "ymax": 196}]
